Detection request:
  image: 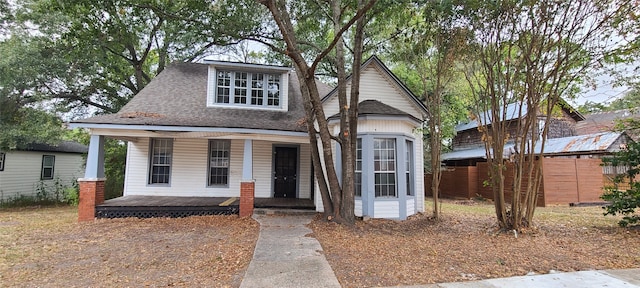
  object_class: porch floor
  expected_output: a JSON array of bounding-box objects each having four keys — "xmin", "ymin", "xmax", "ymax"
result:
[{"xmin": 96, "ymin": 196, "xmax": 315, "ymax": 219}]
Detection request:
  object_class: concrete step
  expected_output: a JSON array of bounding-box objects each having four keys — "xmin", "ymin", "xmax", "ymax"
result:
[{"xmin": 253, "ymin": 208, "xmax": 318, "ymax": 216}]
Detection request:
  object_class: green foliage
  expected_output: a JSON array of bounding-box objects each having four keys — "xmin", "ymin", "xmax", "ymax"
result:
[
  {"xmin": 0, "ymin": 107, "xmax": 67, "ymax": 151},
  {"xmin": 104, "ymin": 139, "xmax": 127, "ymax": 199},
  {"xmin": 577, "ymin": 100, "xmax": 608, "ymax": 114},
  {"xmin": 609, "ymin": 89, "xmax": 640, "ymax": 111},
  {"xmin": 601, "ymin": 140, "xmax": 640, "ymax": 227},
  {"xmin": 0, "ymin": 178, "xmax": 79, "ymax": 207},
  {"xmin": 62, "ymin": 128, "xmax": 125, "ymax": 200},
  {"xmin": 2, "ymin": 0, "xmax": 263, "ymax": 115}
]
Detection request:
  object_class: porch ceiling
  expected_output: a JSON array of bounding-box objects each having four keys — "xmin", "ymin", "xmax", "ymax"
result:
[{"xmin": 89, "ymin": 128, "xmax": 310, "ymax": 143}]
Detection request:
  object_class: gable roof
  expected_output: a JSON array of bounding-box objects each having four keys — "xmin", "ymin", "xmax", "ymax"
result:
[
  {"xmin": 17, "ymin": 141, "xmax": 88, "ymax": 154},
  {"xmin": 320, "ymin": 55, "xmax": 428, "ymax": 117},
  {"xmin": 327, "ymin": 100, "xmax": 420, "ymax": 122},
  {"xmin": 71, "ymin": 62, "xmax": 311, "ymax": 133},
  {"xmin": 456, "ymin": 100, "xmax": 585, "ymax": 132},
  {"xmin": 576, "ymin": 109, "xmax": 640, "ymax": 136}
]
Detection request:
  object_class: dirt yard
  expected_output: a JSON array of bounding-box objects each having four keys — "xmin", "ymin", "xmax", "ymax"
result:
[
  {"xmin": 310, "ymin": 199, "xmax": 640, "ymax": 287},
  {"xmin": 0, "ymin": 207, "xmax": 258, "ymax": 287},
  {"xmin": 1, "ymin": 200, "xmax": 638, "ymax": 287}
]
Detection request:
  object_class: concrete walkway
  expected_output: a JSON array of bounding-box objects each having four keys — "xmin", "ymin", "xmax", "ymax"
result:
[
  {"xmin": 404, "ymin": 268, "xmax": 640, "ymax": 288},
  {"xmin": 240, "ymin": 213, "xmax": 341, "ymax": 288},
  {"xmin": 241, "ymin": 213, "xmax": 639, "ymax": 288}
]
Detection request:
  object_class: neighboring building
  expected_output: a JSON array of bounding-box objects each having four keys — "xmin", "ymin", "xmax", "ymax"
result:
[
  {"xmin": 576, "ymin": 109, "xmax": 640, "ymax": 140},
  {"xmin": 433, "ymin": 101, "xmax": 629, "ymax": 206},
  {"xmin": 70, "ymin": 56, "xmax": 427, "ymax": 220},
  {"xmin": 0, "ymin": 141, "xmax": 87, "ymax": 201},
  {"xmin": 446, "ymin": 101, "xmax": 585, "ymax": 166}
]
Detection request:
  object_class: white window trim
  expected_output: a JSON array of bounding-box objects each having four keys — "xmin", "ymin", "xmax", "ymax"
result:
[
  {"xmin": 41, "ymin": 155, "xmax": 55, "ymax": 180},
  {"xmin": 148, "ymin": 138, "xmax": 173, "ymax": 186},
  {"xmin": 208, "ymin": 139, "xmax": 231, "ymax": 187},
  {"xmin": 207, "ymin": 66, "xmax": 289, "ymax": 111},
  {"xmin": 355, "ymin": 138, "xmax": 362, "ymax": 197},
  {"xmin": 374, "ymin": 138, "xmax": 397, "ymax": 198}
]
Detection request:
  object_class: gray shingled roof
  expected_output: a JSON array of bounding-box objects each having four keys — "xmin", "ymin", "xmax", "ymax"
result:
[
  {"xmin": 21, "ymin": 141, "xmax": 88, "ymax": 154},
  {"xmin": 72, "ymin": 62, "xmax": 333, "ymax": 133},
  {"xmin": 328, "ymin": 100, "xmax": 419, "ymax": 122}
]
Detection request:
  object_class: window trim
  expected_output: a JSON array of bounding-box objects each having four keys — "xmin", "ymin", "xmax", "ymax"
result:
[
  {"xmin": 355, "ymin": 138, "xmax": 362, "ymax": 197},
  {"xmin": 373, "ymin": 138, "xmax": 397, "ymax": 198},
  {"xmin": 41, "ymin": 155, "xmax": 55, "ymax": 180},
  {"xmin": 148, "ymin": 138, "xmax": 173, "ymax": 186},
  {"xmin": 214, "ymin": 69, "xmax": 282, "ymax": 108},
  {"xmin": 406, "ymin": 140, "xmax": 414, "ymax": 196},
  {"xmin": 0, "ymin": 152, "xmax": 5, "ymax": 171},
  {"xmin": 207, "ymin": 66, "xmax": 289, "ymax": 111},
  {"xmin": 207, "ymin": 139, "xmax": 231, "ymax": 187}
]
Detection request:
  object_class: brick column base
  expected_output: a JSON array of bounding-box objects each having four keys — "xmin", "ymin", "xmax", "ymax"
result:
[
  {"xmin": 78, "ymin": 179, "xmax": 106, "ymax": 222},
  {"xmin": 240, "ymin": 181, "xmax": 255, "ymax": 217}
]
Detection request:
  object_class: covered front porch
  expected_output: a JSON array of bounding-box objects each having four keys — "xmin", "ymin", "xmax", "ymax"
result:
[
  {"xmin": 73, "ymin": 127, "xmax": 315, "ymax": 221},
  {"xmin": 95, "ymin": 196, "xmax": 316, "ymax": 218}
]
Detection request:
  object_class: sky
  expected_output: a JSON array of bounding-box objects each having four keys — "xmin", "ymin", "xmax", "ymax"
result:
[{"xmin": 571, "ymin": 62, "xmax": 636, "ymax": 107}]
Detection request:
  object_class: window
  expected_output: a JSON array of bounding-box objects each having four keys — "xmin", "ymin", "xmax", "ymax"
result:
[
  {"xmin": 234, "ymin": 72, "xmax": 248, "ymax": 104},
  {"xmin": 0, "ymin": 152, "xmax": 4, "ymax": 171},
  {"xmin": 217, "ymin": 71, "xmax": 231, "ymax": 103},
  {"xmin": 355, "ymin": 139, "xmax": 362, "ymax": 196},
  {"xmin": 374, "ymin": 139, "xmax": 396, "ymax": 197},
  {"xmin": 216, "ymin": 70, "xmax": 281, "ymax": 107},
  {"xmin": 406, "ymin": 140, "xmax": 413, "ymax": 196},
  {"xmin": 208, "ymin": 140, "xmax": 230, "ymax": 186},
  {"xmin": 149, "ymin": 138, "xmax": 172, "ymax": 184},
  {"xmin": 41, "ymin": 155, "xmax": 55, "ymax": 180}
]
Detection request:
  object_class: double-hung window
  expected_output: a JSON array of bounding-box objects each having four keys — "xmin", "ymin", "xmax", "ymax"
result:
[
  {"xmin": 355, "ymin": 139, "xmax": 362, "ymax": 196},
  {"xmin": 406, "ymin": 140, "xmax": 413, "ymax": 196},
  {"xmin": 149, "ymin": 138, "xmax": 172, "ymax": 184},
  {"xmin": 215, "ymin": 70, "xmax": 281, "ymax": 108},
  {"xmin": 41, "ymin": 155, "xmax": 55, "ymax": 180},
  {"xmin": 208, "ymin": 140, "xmax": 230, "ymax": 186},
  {"xmin": 374, "ymin": 139, "xmax": 396, "ymax": 197}
]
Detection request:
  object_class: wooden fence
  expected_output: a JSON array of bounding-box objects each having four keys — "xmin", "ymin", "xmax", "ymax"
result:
[{"xmin": 426, "ymin": 158, "xmax": 606, "ymax": 206}]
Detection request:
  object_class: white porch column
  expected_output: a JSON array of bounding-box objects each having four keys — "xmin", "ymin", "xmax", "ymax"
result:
[
  {"xmin": 78, "ymin": 134, "xmax": 106, "ymax": 222},
  {"xmin": 242, "ymin": 139, "xmax": 253, "ymax": 180},
  {"xmin": 240, "ymin": 139, "xmax": 255, "ymax": 217},
  {"xmin": 84, "ymin": 134, "xmax": 105, "ymax": 179}
]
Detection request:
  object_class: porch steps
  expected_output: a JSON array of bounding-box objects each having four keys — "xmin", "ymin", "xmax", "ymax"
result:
[{"xmin": 253, "ymin": 208, "xmax": 318, "ymax": 216}]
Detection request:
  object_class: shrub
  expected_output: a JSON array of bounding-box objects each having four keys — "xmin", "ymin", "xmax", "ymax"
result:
[{"xmin": 601, "ymin": 141, "xmax": 640, "ymax": 227}]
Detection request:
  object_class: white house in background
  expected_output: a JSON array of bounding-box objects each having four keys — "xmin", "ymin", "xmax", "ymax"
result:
[
  {"xmin": 0, "ymin": 142, "xmax": 87, "ymax": 201},
  {"xmin": 70, "ymin": 56, "xmax": 427, "ymax": 220}
]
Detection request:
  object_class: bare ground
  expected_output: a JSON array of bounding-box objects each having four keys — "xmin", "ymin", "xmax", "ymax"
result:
[
  {"xmin": 309, "ymin": 199, "xmax": 640, "ymax": 287},
  {"xmin": 1, "ymin": 200, "xmax": 639, "ymax": 287},
  {"xmin": 0, "ymin": 206, "xmax": 258, "ymax": 288}
]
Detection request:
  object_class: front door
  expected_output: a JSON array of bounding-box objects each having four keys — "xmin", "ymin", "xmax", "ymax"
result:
[{"xmin": 274, "ymin": 147, "xmax": 297, "ymax": 198}]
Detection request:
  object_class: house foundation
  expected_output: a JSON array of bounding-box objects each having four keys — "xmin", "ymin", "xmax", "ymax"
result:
[
  {"xmin": 240, "ymin": 181, "xmax": 255, "ymax": 217},
  {"xmin": 78, "ymin": 178, "xmax": 105, "ymax": 222}
]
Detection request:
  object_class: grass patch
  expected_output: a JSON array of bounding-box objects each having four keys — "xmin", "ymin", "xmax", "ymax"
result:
[{"xmin": 426, "ymin": 198, "xmax": 621, "ymax": 228}]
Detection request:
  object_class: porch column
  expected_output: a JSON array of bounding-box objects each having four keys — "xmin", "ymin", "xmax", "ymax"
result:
[
  {"xmin": 362, "ymin": 135, "xmax": 374, "ymax": 217},
  {"xmin": 78, "ymin": 135, "xmax": 106, "ymax": 222},
  {"xmin": 240, "ymin": 139, "xmax": 255, "ymax": 217},
  {"xmin": 397, "ymin": 136, "xmax": 408, "ymax": 220}
]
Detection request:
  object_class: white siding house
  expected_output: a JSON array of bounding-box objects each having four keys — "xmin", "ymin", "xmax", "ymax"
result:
[
  {"xmin": 70, "ymin": 56, "xmax": 427, "ymax": 220},
  {"xmin": 0, "ymin": 142, "xmax": 86, "ymax": 201}
]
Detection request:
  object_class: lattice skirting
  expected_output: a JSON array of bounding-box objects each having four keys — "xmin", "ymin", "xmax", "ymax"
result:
[{"xmin": 96, "ymin": 206, "xmax": 239, "ymax": 219}]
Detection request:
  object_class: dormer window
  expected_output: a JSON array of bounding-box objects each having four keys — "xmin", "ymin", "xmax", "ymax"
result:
[{"xmin": 206, "ymin": 62, "xmax": 290, "ymax": 111}]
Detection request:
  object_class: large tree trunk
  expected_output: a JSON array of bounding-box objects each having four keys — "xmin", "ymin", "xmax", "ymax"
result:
[{"xmin": 259, "ymin": 0, "xmax": 376, "ymax": 224}]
